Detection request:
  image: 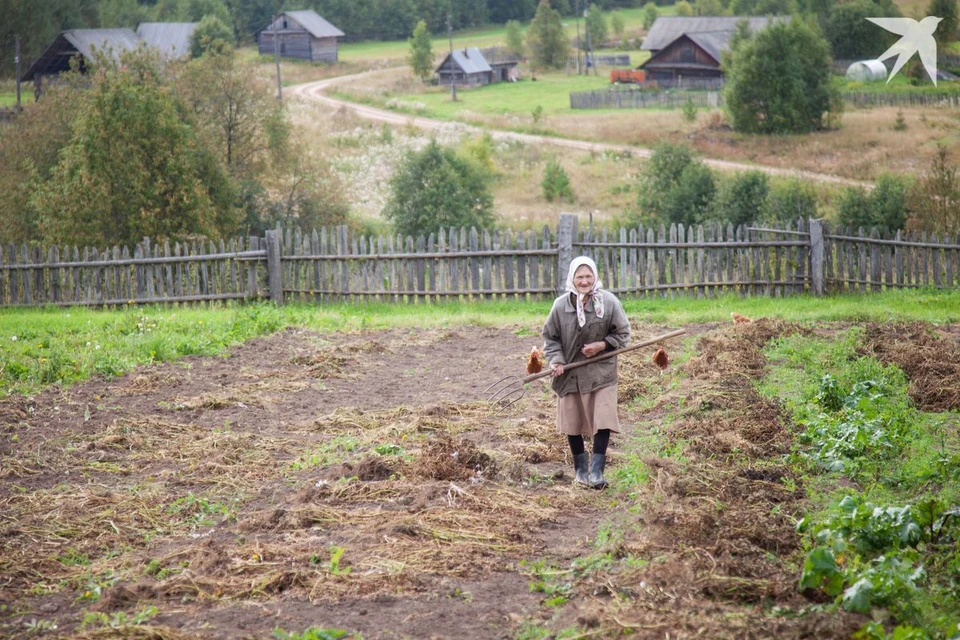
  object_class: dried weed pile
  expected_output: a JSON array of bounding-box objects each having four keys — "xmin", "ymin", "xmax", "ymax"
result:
[{"xmin": 861, "ymin": 322, "xmax": 960, "ymax": 412}]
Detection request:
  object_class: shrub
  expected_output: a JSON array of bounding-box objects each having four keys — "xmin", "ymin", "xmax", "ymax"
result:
[
  {"xmin": 710, "ymin": 170, "xmax": 770, "ymax": 227},
  {"xmin": 383, "ymin": 140, "xmax": 495, "ymax": 238},
  {"xmin": 766, "ymin": 178, "xmax": 818, "ymax": 223},
  {"xmin": 643, "ymin": 3, "xmax": 658, "ymax": 30},
  {"xmin": 190, "ymin": 14, "xmax": 235, "ymax": 58},
  {"xmin": 542, "ymin": 158, "xmax": 574, "ymax": 203},
  {"xmin": 837, "ymin": 174, "xmax": 910, "ymax": 234},
  {"xmin": 637, "ymin": 142, "xmax": 716, "ymax": 227},
  {"xmin": 906, "ymin": 145, "xmax": 960, "ymax": 235}
]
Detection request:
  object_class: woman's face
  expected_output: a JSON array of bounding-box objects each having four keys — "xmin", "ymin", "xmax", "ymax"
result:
[{"xmin": 573, "ymin": 265, "xmax": 596, "ymax": 294}]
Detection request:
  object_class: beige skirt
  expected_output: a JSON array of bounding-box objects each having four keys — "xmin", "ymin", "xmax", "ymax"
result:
[{"xmin": 556, "ymin": 384, "xmax": 620, "ymax": 437}]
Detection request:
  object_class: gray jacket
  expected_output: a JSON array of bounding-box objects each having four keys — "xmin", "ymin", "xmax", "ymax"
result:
[{"xmin": 542, "ymin": 290, "xmax": 631, "ymax": 397}]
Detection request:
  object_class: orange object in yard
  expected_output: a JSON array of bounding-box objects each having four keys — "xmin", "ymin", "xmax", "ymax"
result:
[{"xmin": 610, "ymin": 69, "xmax": 645, "ymax": 84}]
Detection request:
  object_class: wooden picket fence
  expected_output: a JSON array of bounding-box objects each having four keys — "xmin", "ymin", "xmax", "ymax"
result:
[{"xmin": 1, "ymin": 217, "xmax": 958, "ymax": 308}]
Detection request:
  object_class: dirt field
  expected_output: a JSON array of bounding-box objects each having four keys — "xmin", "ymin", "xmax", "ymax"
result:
[{"xmin": 2, "ymin": 319, "xmax": 957, "ymax": 639}]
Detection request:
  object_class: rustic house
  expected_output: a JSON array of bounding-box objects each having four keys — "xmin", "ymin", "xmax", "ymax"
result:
[
  {"xmin": 436, "ymin": 47, "xmax": 520, "ymax": 86},
  {"xmin": 258, "ymin": 10, "xmax": 344, "ymax": 63},
  {"xmin": 23, "ymin": 24, "xmax": 198, "ymax": 95},
  {"xmin": 640, "ymin": 16, "xmax": 787, "ymax": 83}
]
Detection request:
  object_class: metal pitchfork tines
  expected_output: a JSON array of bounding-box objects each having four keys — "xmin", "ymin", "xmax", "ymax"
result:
[{"xmin": 485, "ymin": 328, "xmax": 687, "ymax": 411}]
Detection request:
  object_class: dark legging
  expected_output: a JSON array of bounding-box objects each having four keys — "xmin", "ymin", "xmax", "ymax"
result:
[{"xmin": 567, "ymin": 429, "xmax": 611, "ymax": 456}]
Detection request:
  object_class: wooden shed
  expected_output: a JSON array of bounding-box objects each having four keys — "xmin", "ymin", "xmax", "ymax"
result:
[
  {"xmin": 640, "ymin": 16, "xmax": 787, "ymax": 85},
  {"xmin": 258, "ymin": 10, "xmax": 344, "ymax": 63},
  {"xmin": 435, "ymin": 47, "xmax": 520, "ymax": 87}
]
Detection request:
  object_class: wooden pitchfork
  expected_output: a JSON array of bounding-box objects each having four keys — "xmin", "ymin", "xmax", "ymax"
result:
[{"xmin": 484, "ymin": 328, "xmax": 687, "ymax": 411}]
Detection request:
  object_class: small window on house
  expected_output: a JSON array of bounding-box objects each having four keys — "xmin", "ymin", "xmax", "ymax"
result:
[
  {"xmin": 282, "ymin": 20, "xmax": 288, "ymax": 29},
  {"xmin": 680, "ymin": 44, "xmax": 695, "ymax": 63}
]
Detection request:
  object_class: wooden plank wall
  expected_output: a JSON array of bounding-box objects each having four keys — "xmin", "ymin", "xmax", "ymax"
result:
[
  {"xmin": 280, "ymin": 226, "xmax": 557, "ymax": 302},
  {"xmin": 575, "ymin": 219, "xmax": 811, "ymax": 298},
  {"xmin": 824, "ymin": 227, "xmax": 960, "ymax": 292},
  {"xmin": 2, "ymin": 221, "xmax": 959, "ymax": 308},
  {"xmin": 0, "ymin": 238, "xmax": 266, "ymax": 307}
]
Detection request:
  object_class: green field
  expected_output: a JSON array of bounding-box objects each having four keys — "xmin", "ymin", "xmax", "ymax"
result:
[{"xmin": 3, "ymin": 288, "xmax": 959, "ymax": 397}]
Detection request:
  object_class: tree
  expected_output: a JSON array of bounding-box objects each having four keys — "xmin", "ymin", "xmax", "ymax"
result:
[
  {"xmin": 675, "ymin": 1, "xmax": 694, "ymax": 16},
  {"xmin": 527, "ymin": 0, "xmax": 569, "ymax": 71},
  {"xmin": 696, "ymin": 0, "xmax": 724, "ymax": 14},
  {"xmin": 0, "ymin": 69, "xmax": 86, "ymax": 243},
  {"xmin": 929, "ymin": 0, "xmax": 959, "ymax": 42},
  {"xmin": 907, "ymin": 145, "xmax": 960, "ymax": 234},
  {"xmin": 31, "ymin": 50, "xmax": 237, "ymax": 247},
  {"xmin": 98, "ymin": 0, "xmax": 151, "ymax": 28},
  {"xmin": 586, "ymin": 4, "xmax": 609, "ymax": 47},
  {"xmin": 408, "ymin": 20, "xmax": 434, "ymax": 82},
  {"xmin": 611, "ymin": 13, "xmax": 625, "ymax": 38},
  {"xmin": 186, "ymin": 0, "xmax": 233, "ymax": 26},
  {"xmin": 190, "ymin": 14, "xmax": 235, "ymax": 57},
  {"xmin": 643, "ymin": 2, "xmax": 658, "ymax": 30},
  {"xmin": 825, "ymin": 0, "xmax": 900, "ymax": 60},
  {"xmin": 505, "ymin": 20, "xmax": 526, "ymax": 58},
  {"xmin": 384, "ymin": 140, "xmax": 495, "ymax": 238},
  {"xmin": 723, "ymin": 17, "xmax": 840, "ymax": 134}
]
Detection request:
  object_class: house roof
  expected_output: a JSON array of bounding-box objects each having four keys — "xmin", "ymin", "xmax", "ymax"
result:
[
  {"xmin": 437, "ymin": 47, "xmax": 492, "ymax": 74},
  {"xmin": 641, "ymin": 16, "xmax": 788, "ymax": 51},
  {"xmin": 137, "ymin": 22, "xmax": 198, "ymax": 58},
  {"xmin": 269, "ymin": 10, "xmax": 345, "ymax": 38},
  {"xmin": 684, "ymin": 31, "xmax": 729, "ymax": 63},
  {"xmin": 23, "ymin": 29, "xmax": 140, "ymax": 81},
  {"xmin": 23, "ymin": 24, "xmax": 200, "ymax": 81}
]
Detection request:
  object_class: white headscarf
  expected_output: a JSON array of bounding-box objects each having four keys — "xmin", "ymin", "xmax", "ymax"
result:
[{"xmin": 565, "ymin": 256, "xmax": 604, "ymax": 327}]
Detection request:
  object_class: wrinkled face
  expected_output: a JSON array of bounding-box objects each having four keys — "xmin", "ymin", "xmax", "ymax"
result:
[{"xmin": 573, "ymin": 265, "xmax": 595, "ymax": 294}]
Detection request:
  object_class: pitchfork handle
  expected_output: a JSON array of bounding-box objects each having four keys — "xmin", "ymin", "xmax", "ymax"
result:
[{"xmin": 522, "ymin": 328, "xmax": 687, "ymax": 384}]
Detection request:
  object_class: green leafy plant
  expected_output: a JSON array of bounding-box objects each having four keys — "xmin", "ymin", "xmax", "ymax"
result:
[
  {"xmin": 541, "ymin": 158, "xmax": 574, "ymax": 203},
  {"xmin": 681, "ymin": 98, "xmax": 697, "ymax": 123},
  {"xmin": 273, "ymin": 628, "xmax": 352, "ymax": 640}
]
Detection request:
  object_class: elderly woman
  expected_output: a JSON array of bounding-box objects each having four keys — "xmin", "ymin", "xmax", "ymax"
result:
[{"xmin": 542, "ymin": 256, "xmax": 631, "ymax": 489}]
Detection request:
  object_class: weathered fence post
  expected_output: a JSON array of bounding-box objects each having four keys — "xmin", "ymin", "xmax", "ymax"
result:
[
  {"xmin": 265, "ymin": 229, "xmax": 284, "ymax": 304},
  {"xmin": 809, "ymin": 218, "xmax": 825, "ymax": 296},
  {"xmin": 557, "ymin": 213, "xmax": 577, "ymax": 292}
]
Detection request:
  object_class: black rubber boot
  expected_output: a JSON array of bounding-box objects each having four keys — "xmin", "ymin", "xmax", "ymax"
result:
[
  {"xmin": 573, "ymin": 452, "xmax": 590, "ymax": 486},
  {"xmin": 589, "ymin": 453, "xmax": 608, "ymax": 489}
]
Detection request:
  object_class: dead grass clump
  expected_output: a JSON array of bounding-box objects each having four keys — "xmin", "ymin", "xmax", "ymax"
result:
[
  {"xmin": 67, "ymin": 625, "xmax": 203, "ymax": 639},
  {"xmin": 290, "ymin": 351, "xmax": 353, "ymax": 379},
  {"xmin": 321, "ymin": 456, "xmax": 396, "ymax": 482},
  {"xmin": 861, "ymin": 321, "xmax": 960, "ymax": 412},
  {"xmin": 414, "ymin": 436, "xmax": 496, "ymax": 481}
]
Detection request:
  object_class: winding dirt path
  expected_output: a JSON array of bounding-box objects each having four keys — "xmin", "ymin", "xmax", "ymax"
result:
[{"xmin": 290, "ymin": 73, "xmax": 873, "ymax": 189}]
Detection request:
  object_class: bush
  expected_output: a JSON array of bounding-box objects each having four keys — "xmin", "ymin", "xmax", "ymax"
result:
[
  {"xmin": 906, "ymin": 145, "xmax": 959, "ymax": 235},
  {"xmin": 766, "ymin": 178, "xmax": 818, "ymax": 223},
  {"xmin": 710, "ymin": 171, "xmax": 770, "ymax": 227},
  {"xmin": 836, "ymin": 174, "xmax": 910, "ymax": 234},
  {"xmin": 383, "ymin": 140, "xmax": 495, "ymax": 238},
  {"xmin": 637, "ymin": 142, "xmax": 716, "ymax": 227},
  {"xmin": 542, "ymin": 158, "xmax": 574, "ymax": 202},
  {"xmin": 643, "ymin": 3, "xmax": 658, "ymax": 30}
]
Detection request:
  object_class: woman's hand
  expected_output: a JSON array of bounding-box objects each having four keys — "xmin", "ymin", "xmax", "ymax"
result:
[
  {"xmin": 581, "ymin": 341, "xmax": 607, "ymax": 358},
  {"xmin": 550, "ymin": 363, "xmax": 565, "ymax": 377}
]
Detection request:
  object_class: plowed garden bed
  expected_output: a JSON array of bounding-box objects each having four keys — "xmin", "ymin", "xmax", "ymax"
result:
[{"xmin": 2, "ymin": 320, "xmax": 957, "ymax": 639}]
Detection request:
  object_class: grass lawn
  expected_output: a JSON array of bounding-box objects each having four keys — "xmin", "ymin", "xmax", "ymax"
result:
[{"xmin": 2, "ymin": 288, "xmax": 959, "ymax": 397}]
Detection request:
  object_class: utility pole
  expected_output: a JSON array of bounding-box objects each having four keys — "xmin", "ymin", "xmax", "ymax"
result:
[
  {"xmin": 15, "ymin": 35, "xmax": 22, "ymax": 110},
  {"xmin": 272, "ymin": 15, "xmax": 283, "ymax": 103},
  {"xmin": 446, "ymin": 14, "xmax": 457, "ymax": 102},
  {"xmin": 574, "ymin": 0, "xmax": 581, "ymax": 75}
]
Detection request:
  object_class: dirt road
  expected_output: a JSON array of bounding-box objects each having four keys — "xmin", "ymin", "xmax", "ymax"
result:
[{"xmin": 290, "ymin": 74, "xmax": 872, "ymax": 189}]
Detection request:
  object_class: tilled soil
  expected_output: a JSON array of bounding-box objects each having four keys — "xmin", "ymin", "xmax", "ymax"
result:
[{"xmin": 5, "ymin": 319, "xmax": 952, "ymax": 639}]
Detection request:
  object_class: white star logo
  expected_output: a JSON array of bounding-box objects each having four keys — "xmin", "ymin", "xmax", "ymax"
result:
[{"xmin": 867, "ymin": 16, "xmax": 942, "ymax": 85}]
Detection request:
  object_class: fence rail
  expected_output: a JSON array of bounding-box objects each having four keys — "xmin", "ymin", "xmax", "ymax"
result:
[
  {"xmin": 570, "ymin": 86, "xmax": 960, "ymax": 110},
  {"xmin": 1, "ymin": 217, "xmax": 958, "ymax": 308}
]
